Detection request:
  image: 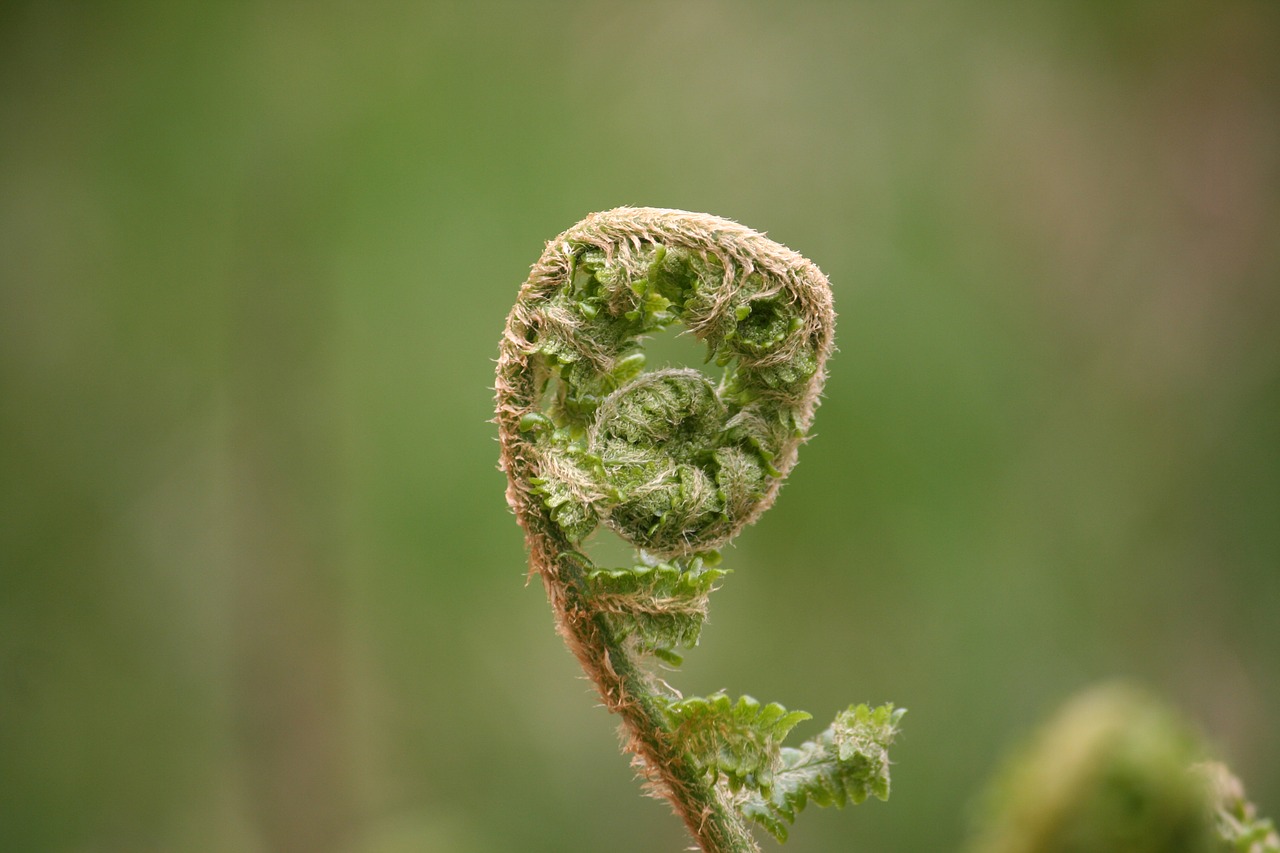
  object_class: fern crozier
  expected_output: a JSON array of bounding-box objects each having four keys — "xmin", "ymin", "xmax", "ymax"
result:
[{"xmin": 496, "ymin": 208, "xmax": 897, "ymax": 852}]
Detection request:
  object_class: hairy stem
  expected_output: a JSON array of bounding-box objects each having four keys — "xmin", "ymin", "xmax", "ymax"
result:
[{"xmin": 532, "ymin": 525, "xmax": 758, "ymax": 852}]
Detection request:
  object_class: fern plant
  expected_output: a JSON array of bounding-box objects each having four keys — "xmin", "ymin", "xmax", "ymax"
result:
[
  {"xmin": 495, "ymin": 208, "xmax": 901, "ymax": 851},
  {"xmin": 967, "ymin": 684, "xmax": 1279, "ymax": 853}
]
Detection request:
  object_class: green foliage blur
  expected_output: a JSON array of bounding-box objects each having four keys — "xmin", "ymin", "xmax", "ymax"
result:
[
  {"xmin": 969, "ymin": 685, "xmax": 1219, "ymax": 853},
  {"xmin": 2, "ymin": 2, "xmax": 1277, "ymax": 851}
]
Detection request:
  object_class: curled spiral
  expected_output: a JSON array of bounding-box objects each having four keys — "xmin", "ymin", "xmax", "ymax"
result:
[
  {"xmin": 498, "ymin": 207, "xmax": 834, "ymax": 557},
  {"xmin": 496, "ymin": 208, "xmax": 839, "ymax": 852}
]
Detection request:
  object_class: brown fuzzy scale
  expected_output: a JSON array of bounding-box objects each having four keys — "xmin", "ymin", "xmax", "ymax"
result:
[{"xmin": 496, "ymin": 208, "xmax": 835, "ymax": 853}]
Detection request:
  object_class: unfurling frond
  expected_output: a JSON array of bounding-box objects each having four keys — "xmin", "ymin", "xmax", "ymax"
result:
[
  {"xmin": 584, "ymin": 560, "xmax": 726, "ymax": 662},
  {"xmin": 662, "ymin": 693, "xmax": 812, "ymax": 792},
  {"xmin": 497, "ymin": 208, "xmax": 895, "ymax": 852}
]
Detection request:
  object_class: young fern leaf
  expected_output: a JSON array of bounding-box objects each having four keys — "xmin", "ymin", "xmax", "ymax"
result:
[
  {"xmin": 584, "ymin": 559, "xmax": 727, "ymax": 664},
  {"xmin": 496, "ymin": 208, "xmax": 898, "ymax": 851},
  {"xmin": 663, "ymin": 692, "xmax": 813, "ymax": 794},
  {"xmin": 738, "ymin": 704, "xmax": 905, "ymax": 842}
]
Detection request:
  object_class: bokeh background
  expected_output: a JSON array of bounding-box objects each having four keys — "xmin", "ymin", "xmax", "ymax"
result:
[{"xmin": 3, "ymin": 2, "xmax": 1278, "ymax": 851}]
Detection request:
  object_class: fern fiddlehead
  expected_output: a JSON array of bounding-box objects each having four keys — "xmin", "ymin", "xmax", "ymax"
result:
[
  {"xmin": 966, "ymin": 684, "xmax": 1280, "ymax": 853},
  {"xmin": 496, "ymin": 208, "xmax": 901, "ymax": 851}
]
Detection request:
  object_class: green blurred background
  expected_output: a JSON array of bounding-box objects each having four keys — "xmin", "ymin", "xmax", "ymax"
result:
[{"xmin": 3, "ymin": 2, "xmax": 1278, "ymax": 851}]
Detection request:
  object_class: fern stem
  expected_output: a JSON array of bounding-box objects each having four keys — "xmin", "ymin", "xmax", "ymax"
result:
[{"xmin": 538, "ymin": 525, "xmax": 759, "ymax": 852}]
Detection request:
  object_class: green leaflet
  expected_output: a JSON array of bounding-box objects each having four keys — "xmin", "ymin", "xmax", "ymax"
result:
[
  {"xmin": 662, "ymin": 693, "xmax": 813, "ymax": 793},
  {"xmin": 583, "ymin": 560, "xmax": 726, "ymax": 662},
  {"xmin": 739, "ymin": 704, "xmax": 905, "ymax": 843}
]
